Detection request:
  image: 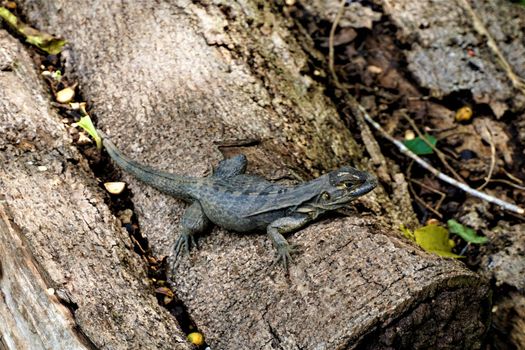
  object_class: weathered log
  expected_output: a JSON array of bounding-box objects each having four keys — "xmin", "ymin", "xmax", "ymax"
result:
[
  {"xmin": 0, "ymin": 31, "xmax": 189, "ymax": 350},
  {"xmin": 1, "ymin": 0, "xmax": 490, "ymax": 348}
]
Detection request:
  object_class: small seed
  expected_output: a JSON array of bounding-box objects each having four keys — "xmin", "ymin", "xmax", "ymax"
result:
[
  {"xmin": 104, "ymin": 182, "xmax": 126, "ymax": 194},
  {"xmin": 367, "ymin": 65, "xmax": 383, "ymax": 74},
  {"xmin": 118, "ymin": 209, "xmax": 134, "ymax": 224},
  {"xmin": 404, "ymin": 130, "xmax": 416, "ymax": 140},
  {"xmin": 56, "ymin": 87, "xmax": 75, "ymax": 103},
  {"xmin": 455, "ymin": 106, "xmax": 473, "ymax": 122},
  {"xmin": 426, "ymin": 218, "xmax": 440, "ymax": 226},
  {"xmin": 187, "ymin": 332, "xmax": 205, "ymax": 346}
]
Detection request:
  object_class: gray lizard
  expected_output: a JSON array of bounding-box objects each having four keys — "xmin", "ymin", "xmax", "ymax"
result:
[{"xmin": 100, "ymin": 131, "xmax": 377, "ymax": 269}]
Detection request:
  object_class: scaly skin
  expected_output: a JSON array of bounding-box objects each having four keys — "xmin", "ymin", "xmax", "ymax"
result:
[{"xmin": 100, "ymin": 131, "xmax": 377, "ymax": 270}]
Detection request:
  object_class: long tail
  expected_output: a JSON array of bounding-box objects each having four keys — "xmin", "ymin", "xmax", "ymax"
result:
[{"xmin": 98, "ymin": 130, "xmax": 196, "ymax": 200}]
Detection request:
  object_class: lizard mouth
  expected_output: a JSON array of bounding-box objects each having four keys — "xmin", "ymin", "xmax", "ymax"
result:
[{"xmin": 348, "ymin": 173, "xmax": 377, "ymax": 197}]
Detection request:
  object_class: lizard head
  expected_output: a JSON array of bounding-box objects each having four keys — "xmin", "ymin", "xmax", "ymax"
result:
[{"xmin": 314, "ymin": 166, "xmax": 377, "ymax": 210}]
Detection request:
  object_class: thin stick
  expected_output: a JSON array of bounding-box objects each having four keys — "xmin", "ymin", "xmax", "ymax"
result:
[
  {"xmin": 410, "ymin": 178, "xmax": 447, "ymax": 209},
  {"xmin": 409, "ymin": 183, "xmax": 443, "ymax": 219},
  {"xmin": 407, "ymin": 160, "xmax": 441, "ymax": 218},
  {"xmin": 328, "ymin": 0, "xmax": 347, "ymax": 85},
  {"xmin": 503, "ymin": 168, "xmax": 523, "ymax": 185},
  {"xmin": 489, "ymin": 179, "xmax": 525, "ymax": 191},
  {"xmin": 357, "ymin": 101, "xmax": 524, "ymax": 214},
  {"xmin": 400, "ymin": 111, "xmax": 465, "ymax": 183},
  {"xmin": 407, "ymin": 179, "xmax": 444, "ymax": 218},
  {"xmin": 329, "ymin": 0, "xmax": 391, "ymax": 182},
  {"xmin": 407, "ymin": 161, "xmax": 446, "ymax": 218}
]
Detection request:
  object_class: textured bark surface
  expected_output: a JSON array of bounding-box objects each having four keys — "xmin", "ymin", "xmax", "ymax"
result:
[
  {"xmin": 172, "ymin": 218, "xmax": 489, "ymax": 349},
  {"xmin": 303, "ymin": 1, "xmax": 525, "ymax": 349},
  {"xmin": 305, "ymin": 0, "xmax": 525, "ymax": 118},
  {"xmin": 381, "ymin": 0, "xmax": 525, "ymax": 116},
  {"xmin": 1, "ymin": 0, "xmax": 492, "ymax": 348},
  {"xmin": 0, "ymin": 31, "xmax": 188, "ymax": 350},
  {"xmin": 480, "ymin": 223, "xmax": 525, "ymax": 349},
  {"xmin": 17, "ymin": 0, "xmax": 418, "ymax": 273}
]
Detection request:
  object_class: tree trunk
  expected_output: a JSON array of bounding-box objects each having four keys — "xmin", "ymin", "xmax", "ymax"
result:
[{"xmin": 1, "ymin": 0, "xmax": 492, "ymax": 349}]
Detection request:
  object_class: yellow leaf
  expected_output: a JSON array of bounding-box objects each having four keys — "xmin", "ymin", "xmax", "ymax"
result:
[
  {"xmin": 414, "ymin": 224, "xmax": 463, "ymax": 258},
  {"xmin": 430, "ymin": 250, "xmax": 462, "ymax": 258}
]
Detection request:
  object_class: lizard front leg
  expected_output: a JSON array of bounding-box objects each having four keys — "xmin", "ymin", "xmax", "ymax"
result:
[{"xmin": 267, "ymin": 214, "xmax": 311, "ymax": 270}]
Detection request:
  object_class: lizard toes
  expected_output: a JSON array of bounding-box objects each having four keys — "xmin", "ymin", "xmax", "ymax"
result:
[{"xmin": 272, "ymin": 246, "xmax": 294, "ymax": 271}]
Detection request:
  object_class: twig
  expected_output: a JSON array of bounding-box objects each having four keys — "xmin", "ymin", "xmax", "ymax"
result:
[
  {"xmin": 329, "ymin": 0, "xmax": 391, "ymax": 182},
  {"xmin": 406, "ymin": 162, "xmax": 444, "ymax": 218},
  {"xmin": 459, "ymin": 242, "xmax": 471, "ymax": 256},
  {"xmin": 503, "ymin": 168, "xmax": 523, "ymax": 185},
  {"xmin": 409, "ymin": 182, "xmax": 443, "ymax": 219},
  {"xmin": 477, "ymin": 121, "xmax": 496, "ymax": 191},
  {"xmin": 400, "ymin": 111, "xmax": 465, "ymax": 183},
  {"xmin": 489, "ymin": 179, "xmax": 525, "ymax": 191},
  {"xmin": 357, "ymin": 101, "xmax": 524, "ymax": 214},
  {"xmin": 410, "ymin": 179, "xmax": 447, "ymax": 212},
  {"xmin": 328, "ymin": 0, "xmax": 347, "ymax": 85}
]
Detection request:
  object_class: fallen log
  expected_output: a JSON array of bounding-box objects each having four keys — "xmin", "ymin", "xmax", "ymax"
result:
[{"xmin": 1, "ymin": 1, "xmax": 490, "ymax": 348}]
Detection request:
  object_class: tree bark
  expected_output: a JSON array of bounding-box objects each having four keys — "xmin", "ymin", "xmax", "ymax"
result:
[
  {"xmin": 1, "ymin": 0, "xmax": 491, "ymax": 349},
  {"xmin": 0, "ymin": 31, "xmax": 189, "ymax": 350}
]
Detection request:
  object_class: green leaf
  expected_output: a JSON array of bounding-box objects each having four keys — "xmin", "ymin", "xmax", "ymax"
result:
[
  {"xmin": 403, "ymin": 134, "xmax": 437, "ymax": 155},
  {"xmin": 0, "ymin": 7, "xmax": 66, "ymax": 54},
  {"xmin": 25, "ymin": 32, "xmax": 66, "ymax": 55},
  {"xmin": 414, "ymin": 224, "xmax": 463, "ymax": 258},
  {"xmin": 0, "ymin": 7, "xmax": 18, "ymax": 27},
  {"xmin": 76, "ymin": 116, "xmax": 102, "ymax": 150},
  {"xmin": 447, "ymin": 219, "xmax": 489, "ymax": 244}
]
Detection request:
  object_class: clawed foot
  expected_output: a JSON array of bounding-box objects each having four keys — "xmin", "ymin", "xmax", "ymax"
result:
[
  {"xmin": 169, "ymin": 231, "xmax": 197, "ymax": 273},
  {"xmin": 173, "ymin": 231, "xmax": 197, "ymax": 258},
  {"xmin": 272, "ymin": 242, "xmax": 298, "ymax": 271},
  {"xmin": 267, "ymin": 216, "xmax": 309, "ymax": 272}
]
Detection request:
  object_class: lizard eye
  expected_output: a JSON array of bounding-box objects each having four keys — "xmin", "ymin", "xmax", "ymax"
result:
[{"xmin": 322, "ymin": 192, "xmax": 330, "ymax": 200}]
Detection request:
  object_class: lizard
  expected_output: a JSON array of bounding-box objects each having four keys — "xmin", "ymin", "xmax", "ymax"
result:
[{"xmin": 99, "ymin": 131, "xmax": 377, "ymax": 270}]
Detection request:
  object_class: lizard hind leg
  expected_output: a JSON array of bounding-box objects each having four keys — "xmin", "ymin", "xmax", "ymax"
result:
[
  {"xmin": 173, "ymin": 154, "xmax": 246, "ymax": 255},
  {"xmin": 169, "ymin": 202, "xmax": 211, "ymax": 270},
  {"xmin": 169, "ymin": 154, "xmax": 246, "ymax": 273}
]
